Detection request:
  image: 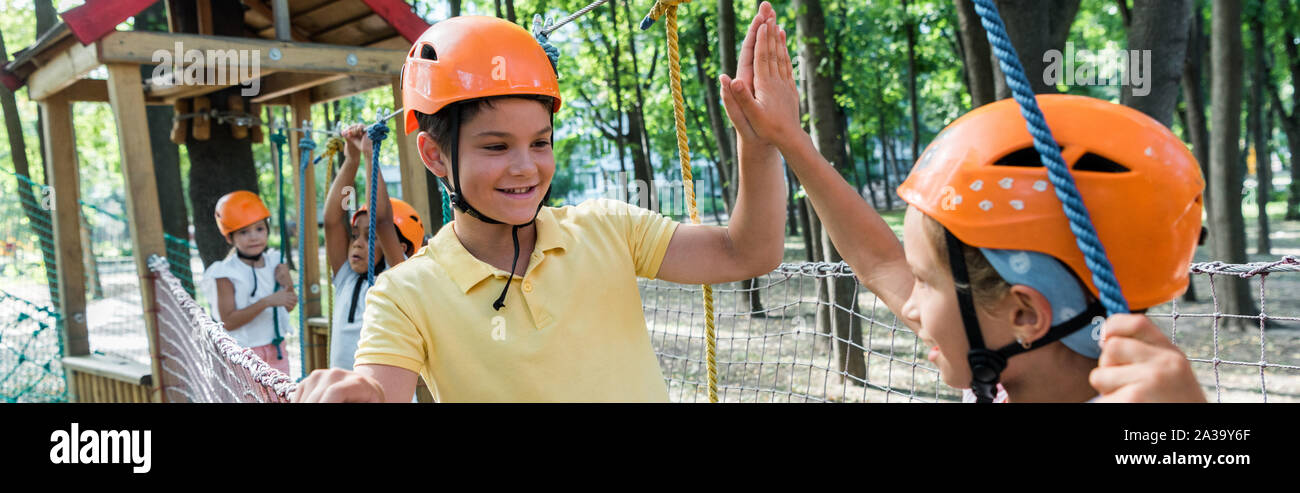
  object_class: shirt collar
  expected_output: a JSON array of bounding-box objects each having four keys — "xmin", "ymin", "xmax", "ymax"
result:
[{"xmin": 433, "ymin": 206, "xmax": 568, "ymax": 294}]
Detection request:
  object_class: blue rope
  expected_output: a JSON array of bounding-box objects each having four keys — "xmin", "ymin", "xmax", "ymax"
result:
[
  {"xmin": 532, "ymin": 15, "xmax": 561, "ymax": 76},
  {"xmin": 365, "ymin": 120, "xmax": 390, "ymax": 285},
  {"xmin": 297, "ymin": 134, "xmax": 316, "ymax": 378},
  {"xmin": 969, "ymin": 0, "xmax": 1129, "ymax": 315},
  {"xmin": 268, "ymin": 131, "xmax": 288, "ymax": 359}
]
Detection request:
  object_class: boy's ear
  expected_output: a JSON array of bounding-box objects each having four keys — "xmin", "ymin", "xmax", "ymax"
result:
[
  {"xmin": 416, "ymin": 132, "xmax": 449, "ymax": 179},
  {"xmin": 1007, "ymin": 285, "xmax": 1053, "ymax": 346}
]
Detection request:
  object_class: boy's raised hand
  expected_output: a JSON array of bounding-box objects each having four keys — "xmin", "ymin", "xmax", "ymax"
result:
[
  {"xmin": 734, "ymin": 2, "xmax": 777, "ymax": 97},
  {"xmin": 720, "ymin": 15, "xmax": 801, "ymax": 149},
  {"xmin": 1089, "ymin": 314, "xmax": 1206, "ymax": 402}
]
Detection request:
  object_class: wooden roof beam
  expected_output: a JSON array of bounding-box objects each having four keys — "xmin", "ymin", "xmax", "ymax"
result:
[
  {"xmin": 97, "ymin": 31, "xmax": 405, "ymax": 76},
  {"xmin": 26, "ymin": 40, "xmax": 99, "ymax": 101},
  {"xmin": 250, "ymin": 72, "xmax": 347, "ymax": 103}
]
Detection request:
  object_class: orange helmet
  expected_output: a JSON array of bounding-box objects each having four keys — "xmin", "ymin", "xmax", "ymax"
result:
[
  {"xmin": 401, "ymin": 16, "xmax": 562, "ymax": 135},
  {"xmin": 352, "ymin": 198, "xmax": 426, "ymax": 253},
  {"xmin": 897, "ymin": 95, "xmax": 1204, "ymax": 310},
  {"xmin": 214, "ymin": 190, "xmax": 270, "ymax": 237}
]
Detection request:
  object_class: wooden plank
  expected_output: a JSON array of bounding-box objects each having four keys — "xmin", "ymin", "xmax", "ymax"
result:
[
  {"xmin": 309, "ymin": 75, "xmax": 389, "ymax": 104},
  {"xmin": 250, "ymin": 72, "xmax": 346, "ymax": 103},
  {"xmin": 61, "ymin": 78, "xmax": 108, "ymax": 102},
  {"xmin": 40, "ymin": 95, "xmax": 89, "ymax": 358},
  {"xmin": 105, "ymin": 64, "xmax": 169, "ymax": 403},
  {"xmin": 290, "ymin": 91, "xmax": 323, "ymax": 374},
  {"xmin": 97, "ymin": 31, "xmax": 406, "ymax": 76},
  {"xmin": 196, "ymin": 0, "xmax": 214, "ymax": 36},
  {"xmin": 366, "ymin": 36, "xmax": 409, "ymax": 51},
  {"xmin": 391, "ymin": 78, "xmax": 433, "ymax": 231},
  {"xmin": 296, "ymin": 0, "xmax": 371, "ymax": 35},
  {"xmin": 26, "ymin": 40, "xmax": 99, "ymax": 101},
  {"xmin": 63, "ymin": 355, "xmax": 152, "ymax": 386},
  {"xmin": 291, "ymin": 0, "xmax": 336, "ymax": 15},
  {"xmin": 312, "ymin": 13, "xmax": 396, "ymax": 46}
]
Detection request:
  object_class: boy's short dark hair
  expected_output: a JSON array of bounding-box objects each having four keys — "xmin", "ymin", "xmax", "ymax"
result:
[{"xmin": 413, "ymin": 95, "xmax": 555, "ymax": 153}]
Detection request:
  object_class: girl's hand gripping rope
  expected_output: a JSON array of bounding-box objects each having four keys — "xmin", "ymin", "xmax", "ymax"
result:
[{"xmin": 1089, "ymin": 314, "xmax": 1206, "ymax": 403}]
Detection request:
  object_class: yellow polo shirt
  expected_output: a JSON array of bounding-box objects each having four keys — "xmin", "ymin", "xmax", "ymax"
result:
[{"xmin": 355, "ymin": 198, "xmax": 679, "ymax": 402}]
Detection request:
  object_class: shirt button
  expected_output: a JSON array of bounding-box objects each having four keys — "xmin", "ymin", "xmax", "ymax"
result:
[{"xmin": 522, "ymin": 280, "xmax": 533, "ymax": 292}]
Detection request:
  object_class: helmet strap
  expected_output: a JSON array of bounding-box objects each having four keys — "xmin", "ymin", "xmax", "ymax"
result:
[
  {"xmin": 442, "ymin": 104, "xmax": 556, "ymax": 311},
  {"xmin": 945, "ymin": 228, "xmax": 1108, "ymax": 402},
  {"xmin": 944, "ymin": 229, "xmax": 1002, "ymax": 403}
]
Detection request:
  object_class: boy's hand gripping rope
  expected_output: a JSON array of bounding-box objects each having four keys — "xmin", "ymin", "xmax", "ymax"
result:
[
  {"xmin": 970, "ymin": 0, "xmax": 1129, "ymax": 316},
  {"xmin": 642, "ymin": 0, "xmax": 719, "ymax": 403}
]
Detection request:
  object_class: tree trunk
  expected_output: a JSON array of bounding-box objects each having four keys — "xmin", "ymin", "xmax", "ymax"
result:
[
  {"xmin": 695, "ymin": 15, "xmax": 736, "ymax": 214},
  {"xmin": 786, "ymin": 167, "xmax": 801, "ymax": 236},
  {"xmin": 505, "ymin": 0, "xmax": 517, "ymax": 24},
  {"xmin": 1249, "ymin": 10, "xmax": 1270, "ymax": 255},
  {"xmin": 1181, "ymin": 3, "xmax": 1211, "ymax": 206},
  {"xmin": 0, "ymin": 28, "xmax": 60, "ymax": 308},
  {"xmin": 172, "ymin": 0, "xmax": 262, "ymax": 267},
  {"xmin": 988, "ymin": 0, "xmax": 1080, "ymax": 100},
  {"xmin": 623, "ymin": 0, "xmax": 654, "ymax": 204},
  {"xmin": 880, "ymin": 130, "xmax": 895, "ymax": 211},
  {"xmin": 1207, "ymin": 0, "xmax": 1256, "ymax": 330},
  {"xmin": 955, "ymin": 0, "xmax": 996, "ymax": 107},
  {"xmin": 1275, "ymin": 2, "xmax": 1300, "ymax": 221},
  {"xmin": 136, "ymin": 2, "xmax": 194, "ymax": 295},
  {"xmin": 717, "ymin": 0, "xmax": 739, "ymax": 207},
  {"xmin": 904, "ymin": 0, "xmax": 921, "ymax": 161},
  {"xmin": 796, "ymin": 0, "xmax": 864, "ymax": 382},
  {"xmin": 449, "ymin": 0, "xmax": 461, "ymax": 17},
  {"xmin": 1121, "ymin": 0, "xmax": 1193, "ymax": 127},
  {"xmin": 862, "ymin": 133, "xmax": 879, "ymax": 209},
  {"xmin": 34, "ymin": 0, "xmax": 56, "ymax": 183}
]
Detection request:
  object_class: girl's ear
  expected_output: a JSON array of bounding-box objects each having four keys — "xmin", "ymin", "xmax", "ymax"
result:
[
  {"xmin": 417, "ymin": 132, "xmax": 450, "ymax": 179},
  {"xmin": 1006, "ymin": 285, "xmax": 1053, "ymax": 346}
]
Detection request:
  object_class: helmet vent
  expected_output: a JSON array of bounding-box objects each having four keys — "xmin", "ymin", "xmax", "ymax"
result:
[
  {"xmin": 421, "ymin": 44, "xmax": 438, "ymax": 61},
  {"xmin": 1073, "ymin": 153, "xmax": 1130, "ymax": 173},
  {"xmin": 993, "ymin": 146, "xmax": 1049, "ymax": 167}
]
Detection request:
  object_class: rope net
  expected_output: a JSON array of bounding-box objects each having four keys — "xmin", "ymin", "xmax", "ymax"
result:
[
  {"xmin": 149, "ymin": 255, "xmax": 295, "ymax": 403},
  {"xmin": 644, "ymin": 257, "xmax": 1300, "ymax": 403}
]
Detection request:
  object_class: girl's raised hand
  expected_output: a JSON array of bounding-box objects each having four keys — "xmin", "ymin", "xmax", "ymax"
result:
[{"xmin": 341, "ymin": 123, "xmax": 370, "ymax": 161}]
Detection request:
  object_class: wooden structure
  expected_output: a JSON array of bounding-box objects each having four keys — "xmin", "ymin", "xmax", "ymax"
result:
[{"xmin": 1, "ymin": 0, "xmax": 433, "ymax": 402}]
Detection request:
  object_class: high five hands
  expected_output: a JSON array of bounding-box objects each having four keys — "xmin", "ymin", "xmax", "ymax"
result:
[{"xmin": 720, "ymin": 2, "xmax": 802, "ymax": 150}]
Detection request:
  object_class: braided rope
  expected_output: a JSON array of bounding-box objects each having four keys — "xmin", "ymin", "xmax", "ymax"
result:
[
  {"xmin": 268, "ymin": 130, "xmax": 288, "ymax": 361},
  {"xmin": 365, "ymin": 120, "xmax": 391, "ymax": 285},
  {"xmin": 297, "ymin": 134, "xmax": 316, "ymax": 378},
  {"xmin": 969, "ymin": 0, "xmax": 1129, "ymax": 316},
  {"xmin": 643, "ymin": 0, "xmax": 717, "ymax": 403}
]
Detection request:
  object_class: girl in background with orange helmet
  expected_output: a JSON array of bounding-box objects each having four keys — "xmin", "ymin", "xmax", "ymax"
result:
[
  {"xmin": 322, "ymin": 123, "xmax": 426, "ymax": 371},
  {"xmin": 721, "ymin": 20, "xmax": 1206, "ymax": 402},
  {"xmin": 204, "ymin": 190, "xmax": 297, "ymax": 375}
]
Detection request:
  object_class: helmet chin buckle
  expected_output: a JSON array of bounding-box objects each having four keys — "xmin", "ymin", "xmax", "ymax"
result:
[{"xmin": 967, "ymin": 349, "xmax": 1007, "ymax": 403}]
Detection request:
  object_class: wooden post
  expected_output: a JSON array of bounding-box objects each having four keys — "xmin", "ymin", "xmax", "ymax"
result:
[
  {"xmin": 391, "ymin": 79, "xmax": 434, "ymax": 230},
  {"xmin": 289, "ymin": 91, "xmax": 323, "ymax": 372},
  {"xmin": 42, "ymin": 94, "xmax": 87, "ymax": 402},
  {"xmin": 106, "ymin": 63, "xmax": 169, "ymax": 403}
]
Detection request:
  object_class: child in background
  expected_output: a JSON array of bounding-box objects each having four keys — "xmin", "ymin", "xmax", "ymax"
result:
[
  {"xmin": 203, "ymin": 190, "xmax": 296, "ymax": 374},
  {"xmin": 719, "ymin": 21, "xmax": 1206, "ymax": 401},
  {"xmin": 323, "ymin": 123, "xmax": 426, "ymax": 371}
]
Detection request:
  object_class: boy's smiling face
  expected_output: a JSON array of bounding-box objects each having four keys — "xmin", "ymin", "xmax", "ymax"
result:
[{"xmin": 418, "ymin": 97, "xmax": 555, "ymax": 225}]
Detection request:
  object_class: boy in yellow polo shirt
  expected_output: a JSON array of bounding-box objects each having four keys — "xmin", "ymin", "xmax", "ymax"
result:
[{"xmin": 293, "ymin": 6, "xmax": 792, "ymax": 402}]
